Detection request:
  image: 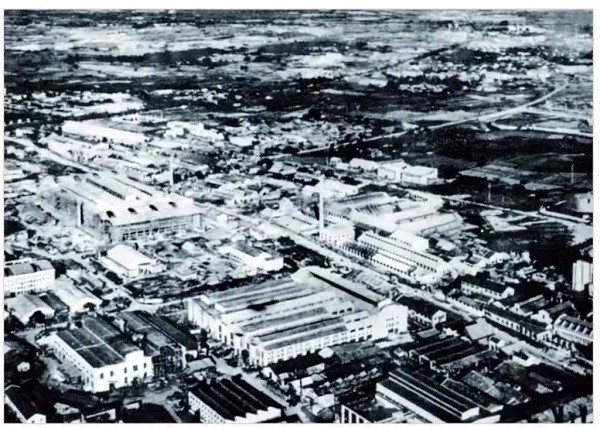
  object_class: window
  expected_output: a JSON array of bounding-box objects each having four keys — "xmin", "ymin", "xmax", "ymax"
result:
[
  {"xmin": 100, "ymin": 373, "xmax": 104, "ymax": 379},
  {"xmin": 143, "ymin": 363, "xmax": 147, "ymax": 369},
  {"xmin": 124, "ymin": 368, "xmax": 128, "ymax": 374},
  {"xmin": 110, "ymin": 370, "xmax": 114, "ymax": 377},
  {"xmin": 133, "ymin": 365, "xmax": 138, "ymax": 372}
]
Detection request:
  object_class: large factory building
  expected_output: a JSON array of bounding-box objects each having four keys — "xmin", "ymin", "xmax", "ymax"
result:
[{"xmin": 44, "ymin": 172, "xmax": 207, "ymax": 242}]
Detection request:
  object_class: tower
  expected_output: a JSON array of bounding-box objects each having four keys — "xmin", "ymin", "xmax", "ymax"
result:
[
  {"xmin": 169, "ymin": 154, "xmax": 174, "ymax": 187},
  {"xmin": 318, "ymin": 191, "xmax": 326, "ymax": 240}
]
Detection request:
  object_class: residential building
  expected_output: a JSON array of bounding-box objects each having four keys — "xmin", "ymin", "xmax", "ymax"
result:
[
  {"xmin": 485, "ymin": 305, "xmax": 551, "ymax": 342},
  {"xmin": 4, "ymin": 258, "xmax": 55, "ymax": 297}
]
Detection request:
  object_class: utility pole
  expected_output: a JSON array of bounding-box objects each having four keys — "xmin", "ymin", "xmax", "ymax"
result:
[
  {"xmin": 571, "ymin": 161, "xmax": 575, "ymax": 185},
  {"xmin": 487, "ymin": 181, "xmax": 492, "ymax": 204}
]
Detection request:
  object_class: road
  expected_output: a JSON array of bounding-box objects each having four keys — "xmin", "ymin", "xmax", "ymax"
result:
[
  {"xmin": 297, "ymin": 83, "xmax": 570, "ymax": 156},
  {"xmin": 429, "ymin": 83, "xmax": 569, "ymax": 130}
]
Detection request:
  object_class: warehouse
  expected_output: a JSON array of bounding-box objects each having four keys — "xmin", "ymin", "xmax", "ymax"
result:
[
  {"xmin": 376, "ymin": 369, "xmax": 487, "ymax": 423},
  {"xmin": 101, "ymin": 244, "xmax": 163, "ymax": 279},
  {"xmin": 188, "ymin": 375, "xmax": 284, "ymax": 423},
  {"xmin": 47, "ymin": 318, "xmax": 153, "ymax": 393},
  {"xmin": 45, "ymin": 172, "xmax": 207, "ymax": 242}
]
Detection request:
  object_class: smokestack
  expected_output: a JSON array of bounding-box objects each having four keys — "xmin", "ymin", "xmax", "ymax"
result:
[
  {"xmin": 487, "ymin": 181, "xmax": 491, "ymax": 203},
  {"xmin": 319, "ymin": 190, "xmax": 325, "ymax": 239},
  {"xmin": 169, "ymin": 154, "xmax": 174, "ymax": 187},
  {"xmin": 571, "ymin": 162, "xmax": 575, "ymax": 185}
]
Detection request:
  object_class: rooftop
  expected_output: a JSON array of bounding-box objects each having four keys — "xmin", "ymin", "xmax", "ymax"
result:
[
  {"xmin": 380, "ymin": 369, "xmax": 480, "ymax": 423},
  {"xmin": 4, "ymin": 259, "xmax": 54, "ymax": 277},
  {"xmin": 189, "ymin": 375, "xmax": 282, "ymax": 421},
  {"xmin": 56, "ymin": 318, "xmax": 142, "ymax": 368},
  {"xmin": 106, "ymin": 245, "xmax": 154, "ymax": 270}
]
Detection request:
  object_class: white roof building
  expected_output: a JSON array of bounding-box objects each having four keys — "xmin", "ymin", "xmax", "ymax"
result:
[
  {"xmin": 62, "ymin": 120, "xmax": 146, "ymax": 146},
  {"xmin": 102, "ymin": 244, "xmax": 162, "ymax": 279},
  {"xmin": 5, "ymin": 294, "xmax": 55, "ymax": 325},
  {"xmin": 53, "ymin": 280, "xmax": 102, "ymax": 314}
]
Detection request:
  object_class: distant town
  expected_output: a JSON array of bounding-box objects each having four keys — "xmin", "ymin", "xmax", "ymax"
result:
[{"xmin": 3, "ymin": 10, "xmax": 593, "ymax": 424}]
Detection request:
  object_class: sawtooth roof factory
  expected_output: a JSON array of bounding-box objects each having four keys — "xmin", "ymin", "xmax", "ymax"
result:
[
  {"xmin": 187, "ymin": 267, "xmax": 408, "ymax": 366},
  {"xmin": 42, "ymin": 172, "xmax": 207, "ymax": 242}
]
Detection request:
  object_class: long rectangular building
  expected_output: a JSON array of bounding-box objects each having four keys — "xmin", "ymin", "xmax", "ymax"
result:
[
  {"xmin": 45, "ymin": 172, "xmax": 207, "ymax": 242},
  {"xmin": 4, "ymin": 258, "xmax": 55, "ymax": 297},
  {"xmin": 188, "ymin": 270, "xmax": 407, "ymax": 366},
  {"xmin": 356, "ymin": 231, "xmax": 449, "ymax": 276},
  {"xmin": 188, "ymin": 375, "xmax": 283, "ymax": 423},
  {"xmin": 376, "ymin": 369, "xmax": 483, "ymax": 423}
]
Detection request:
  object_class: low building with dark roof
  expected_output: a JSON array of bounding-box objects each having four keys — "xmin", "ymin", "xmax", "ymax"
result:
[
  {"xmin": 114, "ymin": 311, "xmax": 197, "ymax": 377},
  {"xmin": 187, "ymin": 375, "xmax": 284, "ymax": 423},
  {"xmin": 395, "ymin": 295, "xmax": 447, "ymax": 327},
  {"xmin": 485, "ymin": 305, "xmax": 552, "ymax": 342},
  {"xmin": 340, "ymin": 397, "xmax": 406, "ymax": 423},
  {"xmin": 461, "ymin": 275, "xmax": 515, "ymax": 301},
  {"xmin": 261, "ymin": 352, "xmax": 326, "ymax": 384},
  {"xmin": 375, "ymin": 369, "xmax": 498, "ymax": 423}
]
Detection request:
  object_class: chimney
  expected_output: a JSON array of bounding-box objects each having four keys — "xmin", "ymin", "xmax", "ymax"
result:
[
  {"xmin": 319, "ymin": 190, "xmax": 325, "ymax": 239},
  {"xmin": 169, "ymin": 154, "xmax": 174, "ymax": 187}
]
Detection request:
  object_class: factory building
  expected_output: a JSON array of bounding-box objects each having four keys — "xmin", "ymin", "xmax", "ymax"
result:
[
  {"xmin": 187, "ymin": 269, "xmax": 407, "ymax": 366},
  {"xmin": 377, "ymin": 160, "xmax": 438, "ymax": 186},
  {"xmin": 188, "ymin": 375, "xmax": 284, "ymax": 423},
  {"xmin": 303, "ymin": 179, "xmax": 360, "ymax": 199},
  {"xmin": 320, "ymin": 221, "xmax": 355, "ymax": 248},
  {"xmin": 356, "ymin": 231, "xmax": 449, "ymax": 275},
  {"xmin": 4, "ymin": 259, "xmax": 55, "ymax": 297},
  {"xmin": 376, "ymin": 369, "xmax": 491, "ymax": 423},
  {"xmin": 5, "ymin": 294, "xmax": 56, "ymax": 325},
  {"xmin": 47, "ymin": 318, "xmax": 153, "ymax": 393},
  {"xmin": 45, "ymin": 172, "xmax": 206, "ymax": 242},
  {"xmin": 53, "ymin": 280, "xmax": 102, "ymax": 315},
  {"xmin": 114, "ymin": 311, "xmax": 195, "ymax": 377},
  {"xmin": 218, "ymin": 243, "xmax": 284, "ymax": 273},
  {"xmin": 62, "ymin": 120, "xmax": 146, "ymax": 146},
  {"xmin": 101, "ymin": 244, "xmax": 163, "ymax": 279},
  {"xmin": 553, "ymin": 315, "xmax": 593, "ymax": 347}
]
